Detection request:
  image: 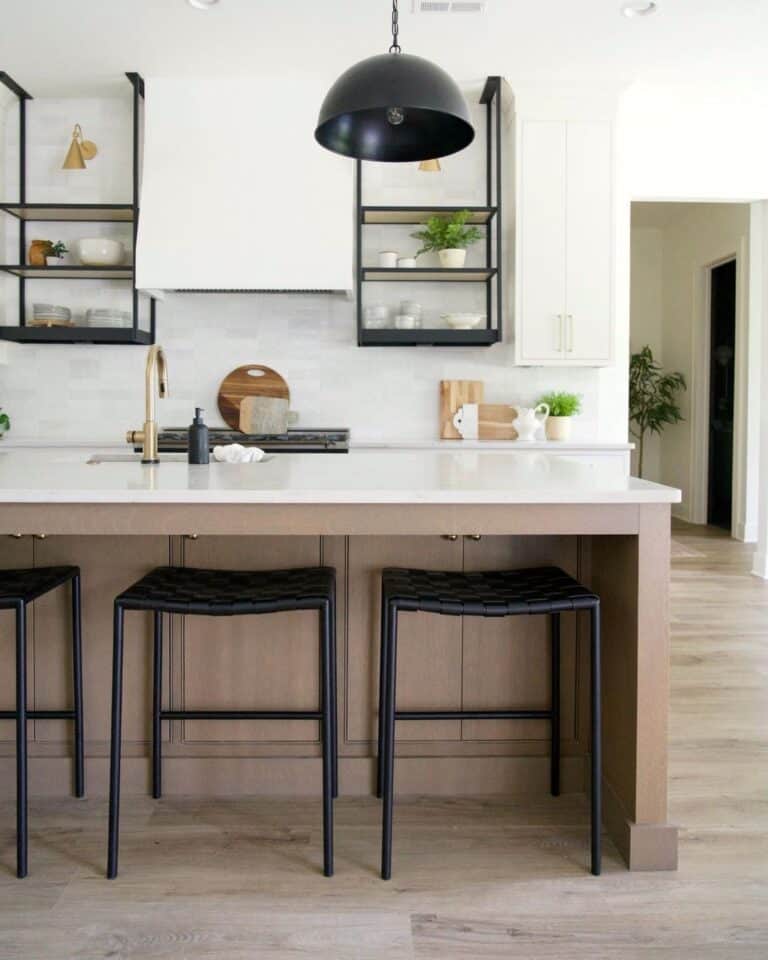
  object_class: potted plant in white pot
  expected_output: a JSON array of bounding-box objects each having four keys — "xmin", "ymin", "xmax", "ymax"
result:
[
  {"xmin": 538, "ymin": 391, "xmax": 582, "ymax": 441},
  {"xmin": 45, "ymin": 241, "xmax": 68, "ymax": 266},
  {"xmin": 411, "ymin": 209, "xmax": 482, "ymax": 268}
]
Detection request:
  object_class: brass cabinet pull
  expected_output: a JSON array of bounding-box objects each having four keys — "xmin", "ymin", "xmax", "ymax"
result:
[
  {"xmin": 8, "ymin": 533, "xmax": 24, "ymax": 539},
  {"xmin": 184, "ymin": 534, "xmax": 199, "ymax": 540},
  {"xmin": 441, "ymin": 534, "xmax": 459, "ymax": 541},
  {"xmin": 34, "ymin": 534, "xmax": 47, "ymax": 540},
  {"xmin": 465, "ymin": 534, "xmax": 482, "ymax": 541}
]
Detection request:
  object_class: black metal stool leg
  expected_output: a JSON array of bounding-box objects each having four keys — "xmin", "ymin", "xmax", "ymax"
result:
[
  {"xmin": 376, "ymin": 590, "xmax": 390, "ymax": 800},
  {"xmin": 107, "ymin": 603, "xmax": 125, "ymax": 879},
  {"xmin": 152, "ymin": 611, "xmax": 163, "ymax": 800},
  {"xmin": 320, "ymin": 602, "xmax": 334, "ymax": 877},
  {"xmin": 551, "ymin": 612, "xmax": 561, "ymax": 797},
  {"xmin": 15, "ymin": 601, "xmax": 28, "ymax": 879},
  {"xmin": 590, "ymin": 602, "xmax": 602, "ymax": 876},
  {"xmin": 381, "ymin": 602, "xmax": 398, "ymax": 881},
  {"xmin": 71, "ymin": 573, "xmax": 85, "ymax": 799},
  {"xmin": 329, "ymin": 595, "xmax": 338, "ymax": 800}
]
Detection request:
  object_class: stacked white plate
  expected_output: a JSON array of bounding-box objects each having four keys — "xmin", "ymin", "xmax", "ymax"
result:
[
  {"xmin": 85, "ymin": 308, "xmax": 131, "ymax": 328},
  {"xmin": 32, "ymin": 302, "xmax": 72, "ymax": 326}
]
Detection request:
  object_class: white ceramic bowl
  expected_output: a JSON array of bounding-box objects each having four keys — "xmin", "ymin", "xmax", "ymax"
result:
[
  {"xmin": 75, "ymin": 238, "xmax": 126, "ymax": 267},
  {"xmin": 442, "ymin": 312, "xmax": 485, "ymax": 330}
]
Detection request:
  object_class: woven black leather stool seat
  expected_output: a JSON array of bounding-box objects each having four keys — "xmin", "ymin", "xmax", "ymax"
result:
[
  {"xmin": 0, "ymin": 566, "xmax": 79, "ymax": 608},
  {"xmin": 382, "ymin": 565, "xmax": 598, "ymax": 617},
  {"xmin": 116, "ymin": 565, "xmax": 335, "ymax": 616}
]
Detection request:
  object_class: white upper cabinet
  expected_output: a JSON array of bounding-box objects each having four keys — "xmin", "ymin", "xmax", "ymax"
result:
[
  {"xmin": 135, "ymin": 78, "xmax": 354, "ymax": 292},
  {"xmin": 514, "ymin": 118, "xmax": 614, "ymax": 366}
]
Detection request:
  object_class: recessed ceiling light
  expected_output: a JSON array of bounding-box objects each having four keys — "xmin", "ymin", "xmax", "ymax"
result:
[
  {"xmin": 622, "ymin": 1, "xmax": 658, "ymax": 16},
  {"xmin": 187, "ymin": 0, "xmax": 220, "ymax": 10}
]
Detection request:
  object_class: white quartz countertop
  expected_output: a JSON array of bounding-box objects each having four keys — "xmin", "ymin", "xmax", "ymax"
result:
[{"xmin": 0, "ymin": 447, "xmax": 680, "ymax": 505}]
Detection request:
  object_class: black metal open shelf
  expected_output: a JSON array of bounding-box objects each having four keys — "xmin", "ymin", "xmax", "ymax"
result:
[
  {"xmin": 0, "ymin": 264, "xmax": 134, "ymax": 280},
  {"xmin": 362, "ymin": 266, "xmax": 497, "ymax": 283},
  {"xmin": 360, "ymin": 328, "xmax": 499, "ymax": 347},
  {"xmin": 0, "ymin": 71, "xmax": 155, "ymax": 346},
  {"xmin": 0, "ymin": 325, "xmax": 153, "ymax": 345},
  {"xmin": 356, "ymin": 76, "xmax": 503, "ymax": 348},
  {"xmin": 0, "ymin": 203, "xmax": 134, "ymax": 222},
  {"xmin": 362, "ymin": 206, "xmax": 497, "ymax": 225}
]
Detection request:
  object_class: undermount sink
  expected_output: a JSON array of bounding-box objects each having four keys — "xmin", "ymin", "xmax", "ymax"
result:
[{"xmin": 87, "ymin": 453, "xmax": 188, "ymax": 464}]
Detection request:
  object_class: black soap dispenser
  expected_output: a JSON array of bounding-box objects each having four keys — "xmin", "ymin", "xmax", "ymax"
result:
[{"xmin": 188, "ymin": 408, "xmax": 210, "ymax": 464}]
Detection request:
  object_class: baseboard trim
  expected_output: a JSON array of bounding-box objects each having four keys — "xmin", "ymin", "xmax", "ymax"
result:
[{"xmin": 602, "ymin": 775, "xmax": 678, "ymax": 871}]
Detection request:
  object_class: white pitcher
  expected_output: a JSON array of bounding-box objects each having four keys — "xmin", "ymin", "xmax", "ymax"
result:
[{"xmin": 512, "ymin": 403, "xmax": 549, "ymax": 442}]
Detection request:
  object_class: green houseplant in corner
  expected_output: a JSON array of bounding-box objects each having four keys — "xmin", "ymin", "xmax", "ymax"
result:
[
  {"xmin": 629, "ymin": 345, "xmax": 686, "ymax": 478},
  {"xmin": 411, "ymin": 209, "xmax": 482, "ymax": 268},
  {"xmin": 537, "ymin": 391, "xmax": 582, "ymax": 441},
  {"xmin": 0, "ymin": 408, "xmax": 10, "ymax": 439}
]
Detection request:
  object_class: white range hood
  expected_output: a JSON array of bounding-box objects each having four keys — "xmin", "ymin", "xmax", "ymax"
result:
[{"xmin": 135, "ymin": 77, "xmax": 353, "ymax": 292}]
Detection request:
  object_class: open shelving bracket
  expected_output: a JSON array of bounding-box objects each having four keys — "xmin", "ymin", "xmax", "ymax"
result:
[
  {"xmin": 0, "ymin": 70, "xmax": 156, "ymax": 345},
  {"xmin": 355, "ymin": 74, "xmax": 503, "ymax": 347}
]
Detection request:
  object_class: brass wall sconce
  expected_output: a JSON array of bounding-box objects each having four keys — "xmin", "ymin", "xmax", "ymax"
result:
[{"xmin": 62, "ymin": 124, "xmax": 98, "ymax": 170}]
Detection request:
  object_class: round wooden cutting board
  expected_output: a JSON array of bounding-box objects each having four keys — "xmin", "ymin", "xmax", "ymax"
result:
[{"xmin": 217, "ymin": 365, "xmax": 291, "ymax": 430}]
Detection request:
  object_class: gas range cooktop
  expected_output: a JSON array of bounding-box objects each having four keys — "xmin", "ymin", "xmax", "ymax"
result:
[{"xmin": 146, "ymin": 428, "xmax": 350, "ymax": 454}]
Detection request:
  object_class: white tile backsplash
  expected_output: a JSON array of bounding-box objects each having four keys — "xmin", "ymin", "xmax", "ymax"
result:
[{"xmin": 0, "ymin": 94, "xmax": 606, "ymax": 445}]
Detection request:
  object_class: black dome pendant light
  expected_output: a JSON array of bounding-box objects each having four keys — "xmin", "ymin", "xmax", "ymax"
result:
[{"xmin": 315, "ymin": 0, "xmax": 474, "ymax": 163}]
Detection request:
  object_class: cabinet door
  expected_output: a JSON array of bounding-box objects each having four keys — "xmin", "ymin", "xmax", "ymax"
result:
[
  {"xmin": 517, "ymin": 120, "xmax": 567, "ymax": 363},
  {"xmin": 564, "ymin": 121, "xmax": 613, "ymax": 363},
  {"xmin": 33, "ymin": 535, "xmax": 171, "ymax": 748},
  {"xmin": 346, "ymin": 536, "xmax": 463, "ymax": 746},
  {"xmin": 181, "ymin": 536, "xmax": 323, "ymax": 744},
  {"xmin": 0, "ymin": 537, "xmax": 33, "ymax": 744},
  {"xmin": 461, "ymin": 536, "xmax": 579, "ymax": 744}
]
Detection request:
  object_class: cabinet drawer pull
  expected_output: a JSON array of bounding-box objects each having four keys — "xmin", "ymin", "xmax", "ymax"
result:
[
  {"xmin": 34, "ymin": 533, "xmax": 47, "ymax": 540},
  {"xmin": 8, "ymin": 533, "xmax": 24, "ymax": 539},
  {"xmin": 184, "ymin": 534, "xmax": 199, "ymax": 540},
  {"xmin": 465, "ymin": 534, "xmax": 482, "ymax": 541},
  {"xmin": 441, "ymin": 534, "xmax": 459, "ymax": 541},
  {"xmin": 555, "ymin": 314, "xmax": 563, "ymax": 352},
  {"xmin": 566, "ymin": 314, "xmax": 574, "ymax": 352}
]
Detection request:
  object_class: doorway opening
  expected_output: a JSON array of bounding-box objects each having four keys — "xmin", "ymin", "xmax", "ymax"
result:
[{"xmin": 707, "ymin": 259, "xmax": 736, "ymax": 530}]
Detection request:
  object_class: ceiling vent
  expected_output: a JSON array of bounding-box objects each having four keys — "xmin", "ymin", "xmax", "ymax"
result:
[{"xmin": 413, "ymin": 1, "xmax": 487, "ymax": 12}]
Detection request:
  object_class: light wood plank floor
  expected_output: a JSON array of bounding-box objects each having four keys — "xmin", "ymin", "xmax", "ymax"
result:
[{"xmin": 1, "ymin": 523, "xmax": 767, "ymax": 958}]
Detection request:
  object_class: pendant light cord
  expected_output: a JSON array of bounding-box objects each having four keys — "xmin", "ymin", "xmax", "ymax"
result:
[{"xmin": 389, "ymin": 0, "xmax": 402, "ymax": 53}]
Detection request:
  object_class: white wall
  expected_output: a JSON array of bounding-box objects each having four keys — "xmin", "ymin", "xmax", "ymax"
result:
[
  {"xmin": 628, "ymin": 224, "xmax": 664, "ymax": 481},
  {"xmin": 630, "ymin": 203, "xmax": 754, "ymax": 535},
  {"xmin": 1, "ymin": 93, "xmax": 609, "ymax": 444}
]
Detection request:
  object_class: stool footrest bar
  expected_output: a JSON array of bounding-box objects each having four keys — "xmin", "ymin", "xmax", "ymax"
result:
[
  {"xmin": 395, "ymin": 709, "xmax": 551, "ymax": 720},
  {"xmin": 159, "ymin": 710, "xmax": 322, "ymax": 720},
  {"xmin": 0, "ymin": 709, "xmax": 76, "ymax": 719}
]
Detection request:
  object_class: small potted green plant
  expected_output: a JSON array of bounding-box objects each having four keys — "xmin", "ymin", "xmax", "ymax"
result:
[
  {"xmin": 411, "ymin": 209, "xmax": 482, "ymax": 268},
  {"xmin": 0, "ymin": 407, "xmax": 10, "ymax": 439},
  {"xmin": 46, "ymin": 241, "xmax": 68, "ymax": 266},
  {"xmin": 537, "ymin": 391, "xmax": 582, "ymax": 441}
]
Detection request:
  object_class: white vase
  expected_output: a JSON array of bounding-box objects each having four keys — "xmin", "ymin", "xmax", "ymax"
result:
[
  {"xmin": 545, "ymin": 416, "xmax": 572, "ymax": 441},
  {"xmin": 45, "ymin": 256, "xmax": 65, "ymax": 266},
  {"xmin": 438, "ymin": 248, "xmax": 466, "ymax": 268}
]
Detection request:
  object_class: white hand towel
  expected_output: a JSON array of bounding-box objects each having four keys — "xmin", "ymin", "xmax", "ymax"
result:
[{"xmin": 212, "ymin": 443, "xmax": 265, "ymax": 464}]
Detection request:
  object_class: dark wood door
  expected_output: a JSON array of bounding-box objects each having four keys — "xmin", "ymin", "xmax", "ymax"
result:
[{"xmin": 707, "ymin": 259, "xmax": 736, "ymax": 530}]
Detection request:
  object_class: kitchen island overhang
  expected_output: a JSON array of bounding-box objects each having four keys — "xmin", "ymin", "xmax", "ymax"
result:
[{"xmin": 0, "ymin": 448, "xmax": 680, "ymax": 872}]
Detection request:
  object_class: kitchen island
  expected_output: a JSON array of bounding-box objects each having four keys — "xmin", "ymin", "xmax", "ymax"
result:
[{"xmin": 0, "ymin": 447, "xmax": 680, "ymax": 871}]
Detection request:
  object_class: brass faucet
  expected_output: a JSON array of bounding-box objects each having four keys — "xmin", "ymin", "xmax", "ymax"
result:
[{"xmin": 126, "ymin": 345, "xmax": 169, "ymax": 464}]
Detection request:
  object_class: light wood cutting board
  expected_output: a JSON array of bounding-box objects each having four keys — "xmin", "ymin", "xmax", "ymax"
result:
[
  {"xmin": 217, "ymin": 365, "xmax": 290, "ymax": 431},
  {"xmin": 440, "ymin": 380, "xmax": 484, "ymax": 439},
  {"xmin": 478, "ymin": 403, "xmax": 518, "ymax": 440}
]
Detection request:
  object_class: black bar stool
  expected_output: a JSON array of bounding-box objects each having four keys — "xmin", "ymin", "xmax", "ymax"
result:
[
  {"xmin": 107, "ymin": 565, "xmax": 337, "ymax": 879},
  {"xmin": 0, "ymin": 566, "xmax": 84, "ymax": 878},
  {"xmin": 376, "ymin": 565, "xmax": 601, "ymax": 879}
]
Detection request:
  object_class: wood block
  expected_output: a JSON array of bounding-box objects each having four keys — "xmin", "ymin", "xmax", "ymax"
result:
[
  {"xmin": 439, "ymin": 380, "xmax": 484, "ymax": 439},
  {"xmin": 478, "ymin": 404, "xmax": 517, "ymax": 440}
]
